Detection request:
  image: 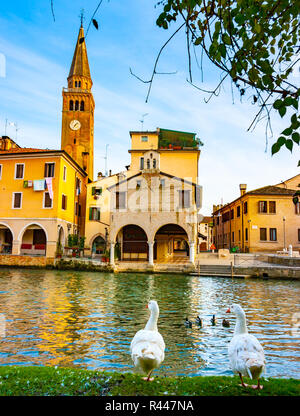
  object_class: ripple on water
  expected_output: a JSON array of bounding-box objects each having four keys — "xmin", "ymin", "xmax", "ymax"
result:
[{"xmin": 0, "ymin": 269, "xmax": 299, "ymax": 378}]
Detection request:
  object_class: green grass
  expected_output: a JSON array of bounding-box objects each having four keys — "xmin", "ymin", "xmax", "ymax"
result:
[{"xmin": 0, "ymin": 366, "xmax": 298, "ymax": 396}]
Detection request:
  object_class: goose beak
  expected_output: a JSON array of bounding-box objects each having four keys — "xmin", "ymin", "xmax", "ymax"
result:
[{"xmin": 226, "ymin": 308, "xmax": 231, "ymax": 313}]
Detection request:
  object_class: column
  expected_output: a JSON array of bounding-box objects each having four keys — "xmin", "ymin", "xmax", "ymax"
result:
[
  {"xmin": 12, "ymin": 241, "xmax": 21, "ymax": 255},
  {"xmin": 148, "ymin": 241, "xmax": 154, "ymax": 266},
  {"xmin": 189, "ymin": 241, "xmax": 195, "ymax": 264},
  {"xmin": 110, "ymin": 242, "xmax": 115, "ymax": 265}
]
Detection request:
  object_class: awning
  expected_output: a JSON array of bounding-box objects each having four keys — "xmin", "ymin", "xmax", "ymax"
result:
[{"xmin": 198, "ymin": 232, "xmax": 207, "ymax": 240}]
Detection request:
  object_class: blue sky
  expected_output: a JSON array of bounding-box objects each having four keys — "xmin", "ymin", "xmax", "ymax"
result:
[{"xmin": 0, "ymin": 0, "xmax": 299, "ymax": 214}]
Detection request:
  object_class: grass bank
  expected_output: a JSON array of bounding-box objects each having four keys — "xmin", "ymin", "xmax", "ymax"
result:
[{"xmin": 0, "ymin": 366, "xmax": 298, "ymax": 396}]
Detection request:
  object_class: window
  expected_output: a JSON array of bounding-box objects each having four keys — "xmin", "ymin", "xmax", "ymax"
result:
[
  {"xmin": 238, "ymin": 230, "xmax": 241, "ymax": 241},
  {"xmin": 141, "ymin": 136, "xmax": 148, "ymax": 142},
  {"xmin": 230, "ymin": 209, "xmax": 234, "ymax": 220},
  {"xmin": 269, "ymin": 201, "xmax": 276, "ymax": 213},
  {"xmin": 179, "ymin": 190, "xmax": 191, "ymax": 208},
  {"xmin": 160, "ymin": 179, "xmax": 165, "ymax": 188},
  {"xmin": 0, "ymin": 164, "xmax": 2, "ymax": 180},
  {"xmin": 78, "ymin": 81, "xmax": 81, "ymax": 87},
  {"xmin": 75, "ymin": 81, "xmax": 78, "ymax": 87},
  {"xmin": 298, "ymin": 229, "xmax": 300, "ymax": 242},
  {"xmin": 75, "ymin": 100, "xmax": 79, "ymax": 111},
  {"xmin": 270, "ymin": 228, "xmax": 277, "ymax": 241},
  {"xmin": 116, "ymin": 191, "xmax": 126, "ymax": 209},
  {"xmin": 92, "ymin": 187, "xmax": 102, "ymax": 196},
  {"xmin": 260, "ymin": 228, "xmax": 267, "ymax": 241},
  {"xmin": 78, "ymin": 204, "xmax": 81, "ymax": 216},
  {"xmin": 80, "ymin": 100, "xmax": 84, "ymax": 111},
  {"xmin": 245, "ymin": 228, "xmax": 248, "ymax": 241},
  {"xmin": 237, "ymin": 206, "xmax": 241, "ymax": 217},
  {"xmin": 136, "ymin": 180, "xmax": 141, "ymax": 190},
  {"xmin": 147, "ymin": 159, "xmax": 150, "ymax": 169},
  {"xmin": 140, "ymin": 157, "xmax": 144, "ymax": 170},
  {"xmin": 217, "ymin": 217, "xmax": 219, "ymax": 225},
  {"xmin": 62, "ymin": 194, "xmax": 67, "ymax": 210},
  {"xmin": 153, "ymin": 158, "xmax": 157, "ymax": 169},
  {"xmin": 258, "ymin": 201, "xmax": 268, "ymax": 213},
  {"xmin": 76, "ymin": 178, "xmax": 81, "ymax": 195},
  {"xmin": 232, "ymin": 232, "xmax": 234, "ymax": 242},
  {"xmin": 15, "ymin": 163, "xmax": 24, "ymax": 179},
  {"xmin": 44, "ymin": 163, "xmax": 55, "ymax": 178},
  {"xmin": 69, "ymin": 100, "xmax": 74, "ymax": 111},
  {"xmin": 44, "ymin": 192, "xmax": 52, "ymax": 208},
  {"xmin": 244, "ymin": 201, "xmax": 248, "ymax": 214},
  {"xmin": 63, "ymin": 166, "xmax": 67, "ymax": 181},
  {"xmin": 89, "ymin": 207, "xmax": 100, "ymax": 220},
  {"xmin": 13, "ymin": 192, "xmax": 22, "ymax": 208},
  {"xmin": 295, "ymin": 202, "xmax": 300, "ymax": 215}
]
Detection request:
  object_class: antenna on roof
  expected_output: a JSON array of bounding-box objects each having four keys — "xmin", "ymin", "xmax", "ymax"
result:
[
  {"xmin": 104, "ymin": 144, "xmax": 109, "ymax": 176},
  {"xmin": 139, "ymin": 113, "xmax": 149, "ymax": 131}
]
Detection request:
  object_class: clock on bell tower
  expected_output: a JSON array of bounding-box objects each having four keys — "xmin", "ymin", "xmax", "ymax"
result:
[{"xmin": 61, "ymin": 24, "xmax": 95, "ymax": 180}]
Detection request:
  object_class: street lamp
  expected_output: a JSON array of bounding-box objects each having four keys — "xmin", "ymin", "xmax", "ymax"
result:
[{"xmin": 283, "ymin": 216, "xmax": 286, "ymax": 250}]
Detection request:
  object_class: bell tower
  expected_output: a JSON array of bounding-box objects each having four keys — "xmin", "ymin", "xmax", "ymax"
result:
[{"xmin": 61, "ymin": 24, "xmax": 94, "ymax": 180}]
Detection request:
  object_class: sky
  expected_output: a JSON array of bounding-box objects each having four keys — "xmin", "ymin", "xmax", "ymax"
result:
[{"xmin": 0, "ymin": 0, "xmax": 299, "ymax": 215}]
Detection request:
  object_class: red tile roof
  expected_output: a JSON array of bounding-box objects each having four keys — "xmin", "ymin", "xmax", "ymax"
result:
[{"xmin": 0, "ymin": 148, "xmax": 57, "ymax": 153}]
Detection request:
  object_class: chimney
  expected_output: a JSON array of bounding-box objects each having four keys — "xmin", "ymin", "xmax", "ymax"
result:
[
  {"xmin": 97, "ymin": 172, "xmax": 103, "ymax": 180},
  {"xmin": 109, "ymin": 169, "xmax": 112, "ymax": 176},
  {"xmin": 239, "ymin": 184, "xmax": 247, "ymax": 196}
]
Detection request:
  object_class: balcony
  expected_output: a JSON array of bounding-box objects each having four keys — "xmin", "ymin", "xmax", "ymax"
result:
[{"xmin": 63, "ymin": 87, "xmax": 90, "ymax": 94}]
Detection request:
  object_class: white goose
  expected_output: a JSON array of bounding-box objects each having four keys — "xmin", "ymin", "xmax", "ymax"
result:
[
  {"xmin": 130, "ymin": 300, "xmax": 165, "ymax": 381},
  {"xmin": 227, "ymin": 304, "xmax": 266, "ymax": 389}
]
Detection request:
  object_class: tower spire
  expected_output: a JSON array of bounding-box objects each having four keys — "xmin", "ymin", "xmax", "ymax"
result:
[{"xmin": 68, "ymin": 24, "xmax": 91, "ymax": 84}]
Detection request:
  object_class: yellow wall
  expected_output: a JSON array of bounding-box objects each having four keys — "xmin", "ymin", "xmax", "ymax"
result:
[
  {"xmin": 130, "ymin": 132, "xmax": 158, "ymax": 151},
  {"xmin": 213, "ymin": 194, "xmax": 300, "ymax": 253},
  {"xmin": 0, "ymin": 153, "xmax": 86, "ymax": 232}
]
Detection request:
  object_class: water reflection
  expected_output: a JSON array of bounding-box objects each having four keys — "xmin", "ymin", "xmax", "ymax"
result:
[{"xmin": 0, "ymin": 269, "xmax": 299, "ymax": 378}]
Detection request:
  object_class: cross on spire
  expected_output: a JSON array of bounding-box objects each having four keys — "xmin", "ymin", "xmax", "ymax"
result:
[{"xmin": 79, "ymin": 9, "xmax": 85, "ymax": 27}]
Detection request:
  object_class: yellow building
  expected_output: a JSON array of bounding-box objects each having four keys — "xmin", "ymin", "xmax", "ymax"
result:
[
  {"xmin": 85, "ymin": 128, "xmax": 202, "ymax": 265},
  {"xmin": 212, "ymin": 174, "xmax": 300, "ymax": 253},
  {"xmin": 0, "ymin": 138, "xmax": 87, "ymax": 257},
  {"xmin": 0, "ymin": 24, "xmax": 93, "ymax": 259}
]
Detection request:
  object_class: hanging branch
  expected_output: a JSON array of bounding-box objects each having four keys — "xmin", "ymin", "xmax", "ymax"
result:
[
  {"xmin": 50, "ymin": 0, "xmax": 55, "ymax": 22},
  {"xmin": 86, "ymin": 0, "xmax": 104, "ymax": 38},
  {"xmin": 130, "ymin": 22, "xmax": 186, "ymax": 102}
]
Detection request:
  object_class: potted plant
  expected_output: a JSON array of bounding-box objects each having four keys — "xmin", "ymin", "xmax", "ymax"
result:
[{"xmin": 168, "ymin": 143, "xmax": 173, "ymax": 149}]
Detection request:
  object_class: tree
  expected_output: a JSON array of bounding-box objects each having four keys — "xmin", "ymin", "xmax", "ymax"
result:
[{"xmin": 151, "ymin": 0, "xmax": 300, "ymax": 161}]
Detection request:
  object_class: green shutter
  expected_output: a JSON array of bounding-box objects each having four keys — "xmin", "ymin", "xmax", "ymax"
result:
[
  {"xmin": 89, "ymin": 207, "xmax": 93, "ymax": 220},
  {"xmin": 92, "ymin": 187, "xmax": 95, "ymax": 195}
]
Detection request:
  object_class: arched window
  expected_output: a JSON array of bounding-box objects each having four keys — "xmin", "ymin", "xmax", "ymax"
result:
[
  {"xmin": 78, "ymin": 81, "xmax": 81, "ymax": 87},
  {"xmin": 153, "ymin": 158, "xmax": 156, "ymax": 169},
  {"xmin": 75, "ymin": 81, "xmax": 78, "ymax": 87},
  {"xmin": 69, "ymin": 100, "xmax": 74, "ymax": 111},
  {"xmin": 75, "ymin": 100, "xmax": 79, "ymax": 111},
  {"xmin": 80, "ymin": 100, "xmax": 84, "ymax": 111}
]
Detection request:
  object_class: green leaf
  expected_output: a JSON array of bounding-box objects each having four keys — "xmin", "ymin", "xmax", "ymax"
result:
[
  {"xmin": 271, "ymin": 142, "xmax": 280, "ymax": 155},
  {"xmin": 292, "ymin": 132, "xmax": 300, "ymax": 144},
  {"xmin": 194, "ymin": 37, "xmax": 202, "ymax": 46},
  {"xmin": 285, "ymin": 139, "xmax": 293, "ymax": 152},
  {"xmin": 219, "ymin": 43, "xmax": 226, "ymax": 58},
  {"xmin": 281, "ymin": 127, "xmax": 293, "ymax": 136},
  {"xmin": 222, "ymin": 33, "xmax": 231, "ymax": 45},
  {"xmin": 273, "ymin": 99, "xmax": 283, "ymax": 109},
  {"xmin": 277, "ymin": 136, "xmax": 286, "ymax": 146},
  {"xmin": 279, "ymin": 106, "xmax": 287, "ymax": 117}
]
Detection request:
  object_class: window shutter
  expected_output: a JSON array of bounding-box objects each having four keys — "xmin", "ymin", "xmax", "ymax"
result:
[
  {"xmin": 89, "ymin": 207, "xmax": 93, "ymax": 220},
  {"xmin": 44, "ymin": 164, "xmax": 47, "ymax": 177},
  {"xmin": 97, "ymin": 209, "xmax": 100, "ymax": 220},
  {"xmin": 92, "ymin": 187, "xmax": 95, "ymax": 195}
]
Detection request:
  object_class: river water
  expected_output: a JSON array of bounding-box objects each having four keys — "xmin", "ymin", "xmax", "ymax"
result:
[{"xmin": 0, "ymin": 268, "xmax": 299, "ymax": 378}]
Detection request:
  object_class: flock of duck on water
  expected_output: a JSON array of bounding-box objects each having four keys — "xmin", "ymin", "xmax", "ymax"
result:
[{"xmin": 130, "ymin": 301, "xmax": 266, "ymax": 389}]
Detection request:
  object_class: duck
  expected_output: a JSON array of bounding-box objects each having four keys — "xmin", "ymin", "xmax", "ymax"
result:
[
  {"xmin": 184, "ymin": 317, "xmax": 193, "ymax": 328},
  {"xmin": 195, "ymin": 316, "xmax": 203, "ymax": 327},
  {"xmin": 130, "ymin": 300, "xmax": 165, "ymax": 381},
  {"xmin": 227, "ymin": 304, "xmax": 266, "ymax": 389},
  {"xmin": 211, "ymin": 315, "xmax": 217, "ymax": 326},
  {"xmin": 222, "ymin": 318, "xmax": 230, "ymax": 328}
]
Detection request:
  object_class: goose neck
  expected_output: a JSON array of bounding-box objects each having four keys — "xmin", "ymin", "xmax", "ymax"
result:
[
  {"xmin": 145, "ymin": 309, "xmax": 158, "ymax": 331},
  {"xmin": 234, "ymin": 314, "xmax": 248, "ymax": 335}
]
